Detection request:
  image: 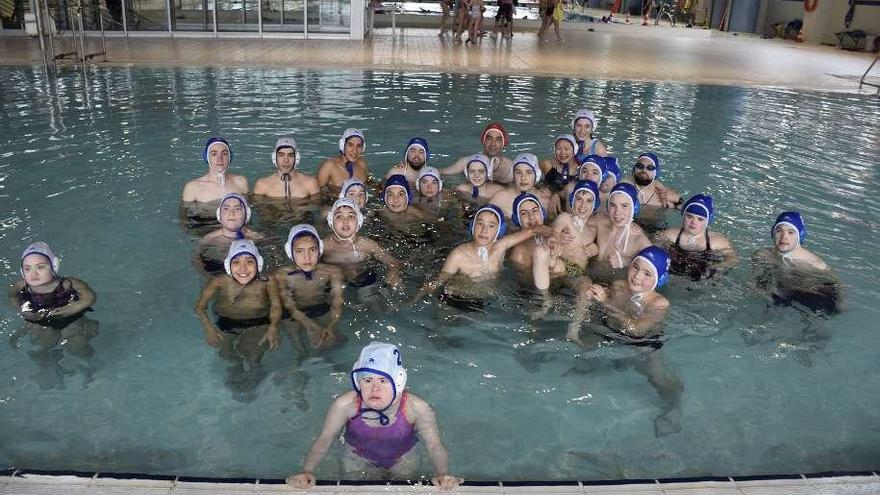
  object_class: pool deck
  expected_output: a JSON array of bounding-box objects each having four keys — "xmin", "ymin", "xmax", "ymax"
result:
[{"xmin": 1, "ymin": 19, "xmax": 879, "ymax": 93}]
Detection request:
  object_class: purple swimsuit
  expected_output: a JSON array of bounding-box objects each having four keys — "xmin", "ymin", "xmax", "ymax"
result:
[{"xmin": 344, "ymin": 392, "xmax": 419, "ymax": 469}]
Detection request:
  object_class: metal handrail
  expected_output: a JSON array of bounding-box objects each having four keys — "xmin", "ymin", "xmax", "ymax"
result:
[{"xmin": 859, "ymin": 55, "xmax": 880, "ymax": 94}]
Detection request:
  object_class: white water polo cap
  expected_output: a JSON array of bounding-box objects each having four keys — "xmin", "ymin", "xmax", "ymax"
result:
[
  {"xmin": 272, "ymin": 136, "xmax": 301, "ymax": 169},
  {"xmin": 20, "ymin": 241, "xmax": 60, "ymax": 278},
  {"xmin": 350, "ymin": 342, "xmax": 408, "ymax": 424},
  {"xmin": 224, "ymin": 239, "xmax": 265, "ymax": 275}
]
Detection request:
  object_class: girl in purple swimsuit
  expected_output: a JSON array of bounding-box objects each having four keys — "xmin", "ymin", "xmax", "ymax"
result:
[{"xmin": 288, "ymin": 342, "xmax": 462, "ymax": 490}]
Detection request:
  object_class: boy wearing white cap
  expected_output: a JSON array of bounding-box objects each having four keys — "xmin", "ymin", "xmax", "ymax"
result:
[
  {"xmin": 254, "ymin": 137, "xmax": 320, "ymax": 199},
  {"xmin": 317, "ymin": 128, "xmax": 370, "ymax": 191},
  {"xmin": 288, "ymin": 342, "xmax": 461, "ymax": 489}
]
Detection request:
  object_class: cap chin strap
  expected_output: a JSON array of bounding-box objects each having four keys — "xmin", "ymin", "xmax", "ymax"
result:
[
  {"xmin": 612, "ymin": 223, "xmax": 631, "ymax": 269},
  {"xmin": 477, "ymin": 246, "xmax": 489, "ymax": 263},
  {"xmin": 216, "ymin": 172, "xmax": 226, "ymax": 186},
  {"xmin": 332, "ymin": 228, "xmax": 359, "ymax": 256},
  {"xmin": 280, "ymin": 173, "xmax": 291, "ymax": 198}
]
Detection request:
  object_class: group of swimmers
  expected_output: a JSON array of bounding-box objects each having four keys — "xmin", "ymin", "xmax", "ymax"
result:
[{"xmin": 9, "ymin": 108, "xmax": 841, "ymax": 489}]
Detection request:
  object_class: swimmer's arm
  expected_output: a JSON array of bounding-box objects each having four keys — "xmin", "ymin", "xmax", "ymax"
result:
[
  {"xmin": 532, "ymin": 242, "xmax": 552, "ymax": 291},
  {"xmin": 326, "ymin": 266, "xmax": 346, "ymax": 328},
  {"xmin": 595, "ymin": 140, "xmax": 608, "ymax": 157},
  {"xmin": 363, "ymin": 239, "xmax": 401, "ymax": 288},
  {"xmin": 655, "ymin": 228, "xmax": 677, "ymax": 246},
  {"xmin": 181, "ymin": 181, "xmax": 198, "ymax": 202},
  {"xmin": 413, "ymin": 255, "xmax": 458, "ymax": 301},
  {"xmin": 300, "ymin": 395, "xmax": 353, "ymax": 473},
  {"xmin": 539, "ymin": 158, "xmax": 553, "ymax": 175},
  {"xmin": 266, "ymin": 276, "xmax": 283, "ymax": 342},
  {"xmin": 495, "ymin": 225, "xmax": 556, "ymax": 253},
  {"xmin": 409, "ymin": 396, "xmax": 452, "ymax": 479},
  {"xmin": 712, "ymin": 235, "xmax": 739, "ymax": 272},
  {"xmin": 50, "ymin": 278, "xmax": 95, "ymax": 317},
  {"xmin": 7, "ymin": 281, "xmax": 24, "ymax": 311},
  {"xmin": 195, "ymin": 278, "xmax": 223, "ymax": 340},
  {"xmin": 234, "ymin": 175, "xmax": 250, "ymax": 194},
  {"xmin": 252, "ymin": 177, "xmax": 269, "ymax": 196},
  {"xmin": 620, "ymin": 302, "xmax": 668, "ymax": 339},
  {"xmin": 657, "ymin": 185, "xmax": 682, "ymax": 210},
  {"xmin": 438, "ymin": 157, "xmax": 467, "ymax": 176},
  {"xmin": 316, "ymin": 159, "xmax": 334, "ymax": 188},
  {"xmin": 190, "ymin": 238, "xmax": 213, "ymax": 279}
]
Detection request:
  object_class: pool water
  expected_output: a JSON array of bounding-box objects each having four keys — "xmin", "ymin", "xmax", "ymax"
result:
[{"xmin": 1, "ymin": 65, "xmax": 879, "ymax": 480}]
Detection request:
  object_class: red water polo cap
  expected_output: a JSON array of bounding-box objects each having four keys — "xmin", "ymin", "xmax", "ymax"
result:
[{"xmin": 481, "ymin": 123, "xmax": 510, "ymax": 147}]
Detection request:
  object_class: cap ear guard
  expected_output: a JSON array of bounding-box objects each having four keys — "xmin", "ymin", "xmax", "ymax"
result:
[
  {"xmin": 470, "ymin": 204, "xmax": 507, "ymax": 240},
  {"xmin": 216, "ymin": 193, "xmax": 252, "ymax": 224},
  {"xmin": 203, "ymin": 136, "xmax": 233, "ymax": 164},
  {"xmin": 286, "ymin": 224, "xmax": 324, "ymax": 261},
  {"xmin": 224, "ymin": 239, "xmax": 265, "ymax": 275},
  {"xmin": 20, "ymin": 242, "xmax": 60, "ymax": 278}
]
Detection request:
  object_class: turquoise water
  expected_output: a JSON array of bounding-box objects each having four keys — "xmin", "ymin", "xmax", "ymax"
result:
[{"xmin": 1, "ymin": 65, "xmax": 879, "ymax": 480}]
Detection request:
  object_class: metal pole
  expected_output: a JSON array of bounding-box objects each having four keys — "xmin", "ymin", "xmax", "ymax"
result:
[
  {"xmin": 33, "ymin": 0, "xmax": 52, "ymax": 70},
  {"xmin": 302, "ymin": 0, "xmax": 306, "ymax": 36},
  {"xmin": 98, "ymin": 3, "xmax": 107, "ymax": 61},
  {"xmin": 43, "ymin": 0, "xmax": 56, "ymax": 61},
  {"xmin": 212, "ymin": 0, "xmax": 217, "ymax": 34},
  {"xmin": 256, "ymin": 0, "xmax": 262, "ymax": 34},
  {"xmin": 77, "ymin": 3, "xmax": 88, "ymax": 64},
  {"xmin": 120, "ymin": 0, "xmax": 127, "ymax": 33},
  {"xmin": 166, "ymin": 0, "xmax": 173, "ymax": 31},
  {"xmin": 280, "ymin": 0, "xmax": 284, "ymax": 27}
]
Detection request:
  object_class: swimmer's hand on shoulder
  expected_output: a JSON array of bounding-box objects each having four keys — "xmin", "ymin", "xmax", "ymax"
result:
[
  {"xmin": 432, "ymin": 474, "xmax": 464, "ymax": 490},
  {"xmin": 286, "ymin": 472, "xmax": 316, "ymax": 490}
]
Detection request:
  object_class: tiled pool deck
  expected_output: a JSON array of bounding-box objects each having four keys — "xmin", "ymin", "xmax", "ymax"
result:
[
  {"xmin": 1, "ymin": 20, "xmax": 878, "ymax": 93},
  {"xmin": 2, "ymin": 17, "xmax": 879, "ymax": 495}
]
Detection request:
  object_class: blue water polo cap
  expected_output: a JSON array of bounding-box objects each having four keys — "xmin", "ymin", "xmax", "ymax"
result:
[
  {"xmin": 403, "ymin": 137, "xmax": 430, "ymax": 163},
  {"xmin": 383, "ymin": 174, "xmax": 413, "ymax": 204},
  {"xmin": 511, "ymin": 192, "xmax": 547, "ymax": 228},
  {"xmin": 20, "ymin": 241, "xmax": 60, "ymax": 278},
  {"xmin": 633, "ymin": 245, "xmax": 670, "ymax": 290},
  {"xmin": 224, "ymin": 239, "xmax": 264, "ymax": 275},
  {"xmin": 285, "ymin": 224, "xmax": 324, "ymax": 261},
  {"xmin": 604, "ymin": 156, "xmax": 621, "ymax": 183},
  {"xmin": 513, "ymin": 153, "xmax": 542, "ymax": 183},
  {"xmin": 682, "ymin": 194, "xmax": 715, "ymax": 224},
  {"xmin": 203, "ymin": 136, "xmax": 232, "ymax": 164},
  {"xmin": 636, "ymin": 152, "xmax": 661, "ymax": 180},
  {"xmin": 569, "ymin": 179, "xmax": 600, "ymax": 213},
  {"xmin": 470, "ymin": 204, "xmax": 507, "ymax": 241},
  {"xmin": 350, "ymin": 342, "xmax": 408, "ymax": 425},
  {"xmin": 577, "ymin": 155, "xmax": 607, "ymax": 184},
  {"xmin": 772, "ymin": 211, "xmax": 806, "ymax": 245},
  {"xmin": 608, "ymin": 182, "xmax": 640, "ymax": 217}
]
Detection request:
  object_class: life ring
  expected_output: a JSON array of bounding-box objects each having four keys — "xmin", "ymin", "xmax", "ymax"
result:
[{"xmin": 804, "ymin": 0, "xmax": 818, "ymax": 12}]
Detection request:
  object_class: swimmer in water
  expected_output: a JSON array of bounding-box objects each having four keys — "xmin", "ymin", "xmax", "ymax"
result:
[
  {"xmin": 385, "ymin": 137, "xmax": 430, "ymax": 187},
  {"xmin": 9, "ymin": 242, "xmax": 99, "ymax": 388},
  {"xmin": 182, "ymin": 136, "xmax": 249, "ymax": 203},
  {"xmin": 489, "ymin": 153, "xmax": 556, "ymax": 219},
  {"xmin": 194, "ymin": 192, "xmax": 265, "ymax": 277},
  {"xmin": 253, "ymin": 137, "xmax": 320, "ymax": 200},
  {"xmin": 195, "ymin": 239, "xmax": 281, "ymax": 400},
  {"xmin": 508, "ymin": 192, "xmax": 553, "ymax": 281},
  {"xmin": 568, "ymin": 245, "xmax": 683, "ymax": 437},
  {"xmin": 571, "ymin": 109, "xmax": 608, "ymax": 162},
  {"xmin": 381, "ymin": 174, "xmax": 432, "ymax": 222},
  {"xmin": 561, "ymin": 155, "xmax": 606, "ymax": 211},
  {"xmin": 287, "ymin": 342, "xmax": 461, "ymax": 489},
  {"xmin": 317, "ymin": 128, "xmax": 369, "ymax": 192},
  {"xmin": 273, "ymin": 225, "xmax": 345, "ymax": 356},
  {"xmin": 533, "ymin": 180, "xmax": 601, "ymax": 291},
  {"xmin": 440, "ymin": 123, "xmax": 515, "ymax": 184},
  {"xmin": 414, "ymin": 204, "xmax": 555, "ymax": 308},
  {"xmin": 339, "ymin": 178, "xmax": 370, "ymax": 210},
  {"xmin": 321, "ymin": 198, "xmax": 402, "ymax": 295},
  {"xmin": 621, "ymin": 152, "xmax": 682, "ymax": 211},
  {"xmin": 593, "ymin": 183, "xmax": 652, "ymax": 278},
  {"xmin": 540, "ymin": 134, "xmax": 579, "ymax": 193},
  {"xmin": 414, "ymin": 167, "xmax": 453, "ymax": 219},
  {"xmin": 752, "ymin": 211, "xmax": 841, "ymax": 315},
  {"xmin": 657, "ymin": 194, "xmax": 737, "ymax": 280},
  {"xmin": 453, "ymin": 153, "xmax": 504, "ymax": 203},
  {"xmin": 600, "ymin": 156, "xmax": 621, "ymax": 196}
]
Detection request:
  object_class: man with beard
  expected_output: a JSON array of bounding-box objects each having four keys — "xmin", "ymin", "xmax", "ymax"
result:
[
  {"xmin": 254, "ymin": 137, "xmax": 320, "ymax": 199},
  {"xmin": 622, "ymin": 152, "xmax": 681, "ymax": 210},
  {"xmin": 439, "ymin": 123, "xmax": 515, "ymax": 185},
  {"xmin": 385, "ymin": 137, "xmax": 430, "ymax": 187},
  {"xmin": 182, "ymin": 136, "xmax": 249, "ymax": 203}
]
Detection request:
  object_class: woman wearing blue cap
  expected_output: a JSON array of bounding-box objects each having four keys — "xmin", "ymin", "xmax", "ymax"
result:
[
  {"xmin": 568, "ymin": 245, "xmax": 683, "ymax": 437},
  {"xmin": 288, "ymin": 342, "xmax": 462, "ymax": 489},
  {"xmin": 657, "ymin": 194, "xmax": 737, "ymax": 280}
]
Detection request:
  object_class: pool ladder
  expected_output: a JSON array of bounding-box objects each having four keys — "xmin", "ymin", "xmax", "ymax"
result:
[
  {"xmin": 860, "ymin": 55, "xmax": 880, "ymax": 95},
  {"xmin": 33, "ymin": 0, "xmax": 109, "ymax": 73}
]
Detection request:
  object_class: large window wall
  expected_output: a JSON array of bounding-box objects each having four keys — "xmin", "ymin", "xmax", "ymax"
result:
[{"xmin": 26, "ymin": 0, "xmax": 359, "ymax": 37}]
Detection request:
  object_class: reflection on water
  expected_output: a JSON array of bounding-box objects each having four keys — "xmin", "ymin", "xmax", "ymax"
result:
[{"xmin": 0, "ymin": 65, "xmax": 879, "ymax": 480}]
